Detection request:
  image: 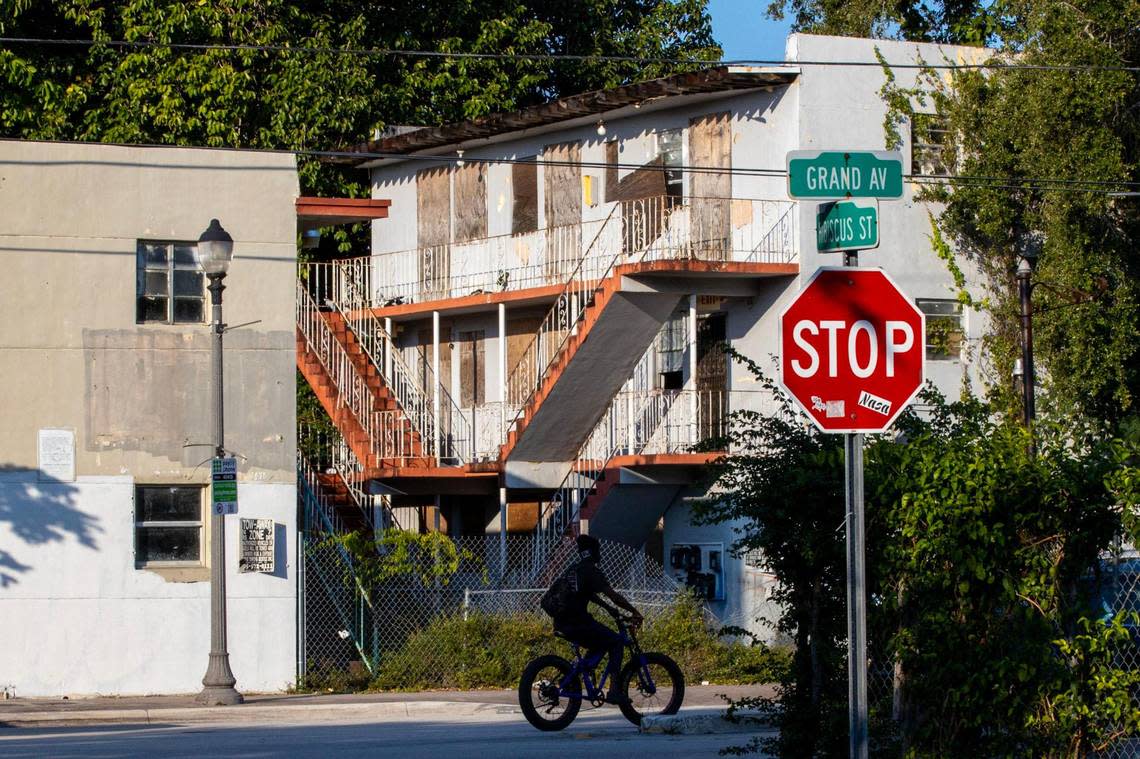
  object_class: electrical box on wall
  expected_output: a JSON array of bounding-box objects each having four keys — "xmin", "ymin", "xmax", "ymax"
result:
[{"xmin": 668, "ymin": 542, "xmax": 725, "ymax": 601}]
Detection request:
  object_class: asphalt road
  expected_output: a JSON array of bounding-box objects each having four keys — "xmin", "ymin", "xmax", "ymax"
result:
[{"xmin": 1, "ymin": 707, "xmax": 773, "ymax": 758}]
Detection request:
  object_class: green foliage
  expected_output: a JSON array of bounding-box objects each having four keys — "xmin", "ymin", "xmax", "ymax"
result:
[
  {"xmin": 638, "ymin": 589, "xmax": 792, "ymax": 685},
  {"xmin": 0, "ymin": 0, "xmax": 720, "ymax": 202},
  {"xmin": 329, "ymin": 528, "xmax": 488, "ymax": 588},
  {"xmin": 371, "ymin": 612, "xmax": 555, "ymax": 691},
  {"xmin": 876, "ymin": 1, "xmax": 1140, "ymax": 425},
  {"xmin": 765, "ymin": 0, "xmax": 1001, "ymax": 43},
  {"xmin": 1030, "ymin": 613, "xmax": 1140, "ymax": 756},
  {"xmin": 697, "ymin": 351, "xmax": 1137, "ymax": 757}
]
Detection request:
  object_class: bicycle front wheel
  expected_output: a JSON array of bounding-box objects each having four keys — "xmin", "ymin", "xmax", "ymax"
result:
[
  {"xmin": 518, "ymin": 654, "xmax": 582, "ymax": 731},
  {"xmin": 617, "ymin": 651, "xmax": 685, "ymax": 726}
]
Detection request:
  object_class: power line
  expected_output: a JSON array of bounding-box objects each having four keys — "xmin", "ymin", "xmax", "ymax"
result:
[
  {"xmin": 6, "ymin": 138, "xmax": 1137, "ymax": 195},
  {"xmin": 2, "ymin": 36, "xmax": 1139, "ymax": 74}
]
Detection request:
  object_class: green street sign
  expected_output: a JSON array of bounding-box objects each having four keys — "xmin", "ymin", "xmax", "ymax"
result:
[
  {"xmin": 787, "ymin": 150, "xmax": 903, "ymax": 199},
  {"xmin": 816, "ymin": 199, "xmax": 879, "ymax": 252}
]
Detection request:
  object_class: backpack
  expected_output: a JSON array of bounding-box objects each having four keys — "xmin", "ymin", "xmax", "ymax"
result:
[{"xmin": 540, "ymin": 563, "xmax": 582, "ymax": 619}]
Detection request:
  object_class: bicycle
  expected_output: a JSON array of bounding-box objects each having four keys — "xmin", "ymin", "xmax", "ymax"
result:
[{"xmin": 518, "ymin": 603, "xmax": 685, "ymax": 730}]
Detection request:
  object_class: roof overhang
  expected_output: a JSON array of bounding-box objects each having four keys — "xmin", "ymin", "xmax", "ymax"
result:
[
  {"xmin": 296, "ymin": 197, "xmax": 391, "ymax": 230},
  {"xmin": 333, "ymin": 65, "xmax": 798, "ymax": 168}
]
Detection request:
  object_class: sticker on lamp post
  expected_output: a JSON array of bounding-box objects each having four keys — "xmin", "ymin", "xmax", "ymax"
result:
[{"xmin": 211, "ymin": 457, "xmax": 238, "ymax": 515}]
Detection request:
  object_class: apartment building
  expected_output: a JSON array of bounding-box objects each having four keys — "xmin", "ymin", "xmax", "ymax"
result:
[{"xmin": 300, "ymin": 34, "xmax": 987, "ymax": 635}]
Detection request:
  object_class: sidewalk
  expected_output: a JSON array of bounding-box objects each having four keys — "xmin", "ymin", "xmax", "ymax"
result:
[{"xmin": 0, "ymin": 684, "xmax": 776, "ymax": 729}]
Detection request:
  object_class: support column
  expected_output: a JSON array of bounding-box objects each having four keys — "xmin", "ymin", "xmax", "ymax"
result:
[
  {"xmin": 688, "ymin": 295, "xmax": 698, "ymax": 439},
  {"xmin": 384, "ymin": 316, "xmax": 393, "ymax": 379},
  {"xmin": 499, "ymin": 486, "xmax": 508, "ymax": 584},
  {"xmin": 498, "ymin": 303, "xmax": 507, "ymax": 437},
  {"xmin": 432, "ymin": 310, "xmax": 441, "ymax": 462}
]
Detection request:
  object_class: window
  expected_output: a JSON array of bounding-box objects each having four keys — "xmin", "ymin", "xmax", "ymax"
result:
[
  {"xmin": 656, "ymin": 129, "xmax": 684, "ymax": 200},
  {"xmin": 656, "ymin": 309, "xmax": 687, "ymax": 390},
  {"xmin": 917, "ymin": 299, "xmax": 964, "ymax": 360},
  {"xmin": 136, "ymin": 241, "xmax": 205, "ymax": 324},
  {"xmin": 459, "ymin": 329, "xmax": 485, "ymax": 406},
  {"xmin": 911, "ymin": 113, "xmax": 951, "ymax": 177},
  {"xmin": 512, "ymin": 156, "xmax": 538, "ymax": 235},
  {"xmin": 135, "ymin": 485, "xmax": 204, "ymax": 565}
]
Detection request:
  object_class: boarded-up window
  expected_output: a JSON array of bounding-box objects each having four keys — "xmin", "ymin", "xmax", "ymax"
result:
[
  {"xmin": 512, "ymin": 158, "xmax": 538, "ymax": 235},
  {"xmin": 459, "ymin": 330, "xmax": 486, "ymax": 407},
  {"xmin": 417, "ymin": 326, "xmax": 453, "ymax": 402},
  {"xmin": 604, "ymin": 140, "xmax": 667, "ymax": 203},
  {"xmin": 542, "ymin": 141, "xmax": 582, "ymax": 281},
  {"xmin": 453, "ymin": 163, "xmax": 487, "ymax": 243},
  {"xmin": 417, "ymin": 167, "xmax": 451, "ymax": 293},
  {"xmin": 689, "ymin": 112, "xmax": 731, "ymax": 260},
  {"xmin": 505, "ymin": 314, "xmax": 544, "ymax": 404}
]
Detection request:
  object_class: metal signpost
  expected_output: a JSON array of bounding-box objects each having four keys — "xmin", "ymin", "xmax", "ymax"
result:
[{"xmin": 785, "ymin": 150, "xmax": 918, "ymax": 759}]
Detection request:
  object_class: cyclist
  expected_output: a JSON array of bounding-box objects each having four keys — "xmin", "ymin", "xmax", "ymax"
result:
[{"xmin": 542, "ymin": 534, "xmax": 644, "ymax": 704}]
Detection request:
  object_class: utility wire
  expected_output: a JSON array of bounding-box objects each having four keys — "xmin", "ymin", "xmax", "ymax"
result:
[
  {"xmin": 6, "ymin": 138, "xmax": 1138, "ymax": 195},
  {"xmin": 2, "ymin": 36, "xmax": 1139, "ymax": 73}
]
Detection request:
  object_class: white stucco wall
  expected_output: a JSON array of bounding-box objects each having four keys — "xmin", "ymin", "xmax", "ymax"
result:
[{"xmin": 0, "ymin": 475, "xmax": 296, "ymax": 696}]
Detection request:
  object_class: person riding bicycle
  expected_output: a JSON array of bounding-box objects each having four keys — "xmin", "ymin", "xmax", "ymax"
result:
[{"xmin": 541, "ymin": 534, "xmax": 644, "ymax": 704}]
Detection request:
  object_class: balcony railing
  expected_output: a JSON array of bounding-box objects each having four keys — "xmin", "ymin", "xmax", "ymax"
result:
[{"xmin": 332, "ymin": 195, "xmax": 796, "ymax": 308}]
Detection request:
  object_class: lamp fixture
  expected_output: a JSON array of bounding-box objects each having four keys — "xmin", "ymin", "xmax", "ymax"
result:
[
  {"xmin": 195, "ymin": 218, "xmax": 234, "ymax": 275},
  {"xmin": 596, "ymin": 120, "xmax": 606, "ymax": 137},
  {"xmin": 456, "ymin": 149, "xmax": 465, "ymax": 167}
]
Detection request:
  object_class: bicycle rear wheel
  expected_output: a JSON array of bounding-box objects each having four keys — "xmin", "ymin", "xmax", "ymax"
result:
[
  {"xmin": 518, "ymin": 654, "xmax": 582, "ymax": 731},
  {"xmin": 617, "ymin": 651, "xmax": 685, "ymax": 726}
]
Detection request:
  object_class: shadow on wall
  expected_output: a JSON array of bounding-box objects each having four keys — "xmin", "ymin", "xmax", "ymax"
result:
[{"xmin": 0, "ymin": 465, "xmax": 100, "ymax": 588}]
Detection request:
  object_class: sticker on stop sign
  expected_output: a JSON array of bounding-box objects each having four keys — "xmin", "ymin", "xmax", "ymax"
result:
[{"xmin": 778, "ymin": 267, "xmax": 925, "ymax": 433}]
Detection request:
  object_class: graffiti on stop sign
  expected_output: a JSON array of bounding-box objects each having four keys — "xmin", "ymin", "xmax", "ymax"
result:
[{"xmin": 778, "ymin": 268, "xmax": 925, "ymax": 434}]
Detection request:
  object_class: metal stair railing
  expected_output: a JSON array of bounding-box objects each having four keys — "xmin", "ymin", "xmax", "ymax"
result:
[
  {"xmin": 299, "ymin": 424, "xmax": 402, "ymax": 532},
  {"xmin": 332, "ymin": 262, "xmax": 474, "ymax": 465},
  {"xmin": 297, "ymin": 281, "xmax": 416, "ymax": 464},
  {"xmin": 302, "ymin": 260, "xmax": 474, "ymax": 466},
  {"xmin": 298, "ymin": 462, "xmax": 377, "ymax": 673},
  {"xmin": 747, "ymin": 200, "xmax": 799, "ymax": 264}
]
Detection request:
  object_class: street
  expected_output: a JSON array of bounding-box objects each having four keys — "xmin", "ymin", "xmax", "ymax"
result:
[{"xmin": 0, "ymin": 708, "xmax": 774, "ymax": 758}]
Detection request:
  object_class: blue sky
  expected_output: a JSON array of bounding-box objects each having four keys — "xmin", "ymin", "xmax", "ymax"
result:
[{"xmin": 707, "ymin": 0, "xmax": 794, "ymax": 62}]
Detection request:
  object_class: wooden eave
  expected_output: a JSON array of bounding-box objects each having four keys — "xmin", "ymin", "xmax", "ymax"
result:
[
  {"xmin": 296, "ymin": 197, "xmax": 391, "ymax": 228},
  {"xmin": 331, "ymin": 66, "xmax": 798, "ymax": 165}
]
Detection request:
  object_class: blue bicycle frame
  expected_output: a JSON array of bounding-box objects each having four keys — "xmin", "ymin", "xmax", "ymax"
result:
[{"xmin": 556, "ymin": 613, "xmax": 657, "ymax": 702}]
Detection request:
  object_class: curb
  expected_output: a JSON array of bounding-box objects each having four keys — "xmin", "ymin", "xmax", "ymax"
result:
[
  {"xmin": 0, "ymin": 700, "xmax": 522, "ymax": 728},
  {"xmin": 640, "ymin": 710, "xmax": 772, "ymax": 735}
]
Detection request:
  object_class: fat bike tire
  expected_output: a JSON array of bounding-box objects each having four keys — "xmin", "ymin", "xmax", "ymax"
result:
[
  {"xmin": 518, "ymin": 654, "xmax": 582, "ymax": 731},
  {"xmin": 617, "ymin": 651, "xmax": 685, "ymax": 726}
]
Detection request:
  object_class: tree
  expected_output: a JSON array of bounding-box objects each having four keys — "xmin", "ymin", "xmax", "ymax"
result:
[
  {"xmin": 764, "ymin": 0, "xmax": 1000, "ymax": 43},
  {"xmin": 874, "ymin": 1, "xmax": 1140, "ymax": 424},
  {"xmin": 0, "ymin": 0, "xmax": 721, "ymax": 196}
]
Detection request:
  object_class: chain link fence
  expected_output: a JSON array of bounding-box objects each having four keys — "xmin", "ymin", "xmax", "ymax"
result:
[
  {"xmin": 298, "ymin": 530, "xmax": 682, "ymax": 685},
  {"xmin": 1093, "ymin": 551, "xmax": 1140, "ymax": 759}
]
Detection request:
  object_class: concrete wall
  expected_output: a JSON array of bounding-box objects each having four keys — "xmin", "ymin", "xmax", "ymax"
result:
[{"xmin": 0, "ymin": 140, "xmax": 299, "ymax": 696}]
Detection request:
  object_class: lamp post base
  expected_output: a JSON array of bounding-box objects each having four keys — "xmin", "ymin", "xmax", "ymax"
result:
[
  {"xmin": 196, "ymin": 652, "xmax": 243, "ymax": 705},
  {"xmin": 196, "ymin": 684, "xmax": 244, "ymax": 706}
]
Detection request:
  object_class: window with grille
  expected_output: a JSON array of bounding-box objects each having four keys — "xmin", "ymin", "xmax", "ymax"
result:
[
  {"xmin": 911, "ymin": 113, "xmax": 951, "ymax": 177},
  {"xmin": 135, "ymin": 485, "xmax": 204, "ymax": 566},
  {"xmin": 136, "ymin": 241, "xmax": 205, "ymax": 324},
  {"xmin": 917, "ymin": 298, "xmax": 964, "ymax": 360},
  {"xmin": 656, "ymin": 129, "xmax": 684, "ymax": 200}
]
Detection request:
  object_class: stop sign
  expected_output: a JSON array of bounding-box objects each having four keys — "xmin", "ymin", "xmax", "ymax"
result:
[{"xmin": 778, "ymin": 267, "xmax": 924, "ymax": 433}]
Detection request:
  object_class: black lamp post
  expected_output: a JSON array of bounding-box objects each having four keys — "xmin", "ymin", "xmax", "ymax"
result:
[{"xmin": 194, "ymin": 219, "xmax": 243, "ymax": 706}]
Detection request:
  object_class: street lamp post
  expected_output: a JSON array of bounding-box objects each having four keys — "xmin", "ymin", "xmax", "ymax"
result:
[
  {"xmin": 195, "ymin": 219, "xmax": 243, "ymax": 706},
  {"xmin": 1016, "ymin": 254, "xmax": 1037, "ymax": 432}
]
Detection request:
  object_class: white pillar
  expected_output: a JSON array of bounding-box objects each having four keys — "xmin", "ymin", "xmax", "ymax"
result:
[
  {"xmin": 498, "ymin": 486, "xmax": 508, "ymax": 582},
  {"xmin": 433, "ymin": 310, "xmax": 441, "ymax": 461},
  {"xmin": 689, "ymin": 295, "xmax": 698, "ymax": 441},
  {"xmin": 383, "ymin": 316, "xmax": 393, "ymax": 379},
  {"xmin": 498, "ymin": 302, "xmax": 507, "ymax": 437}
]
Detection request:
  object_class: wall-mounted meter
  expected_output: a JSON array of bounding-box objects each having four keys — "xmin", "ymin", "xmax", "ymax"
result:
[{"xmin": 668, "ymin": 542, "xmax": 725, "ymax": 601}]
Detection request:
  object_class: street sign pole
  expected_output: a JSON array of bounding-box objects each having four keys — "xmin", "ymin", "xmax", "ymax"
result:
[{"xmin": 842, "ymin": 250, "xmax": 868, "ymax": 759}]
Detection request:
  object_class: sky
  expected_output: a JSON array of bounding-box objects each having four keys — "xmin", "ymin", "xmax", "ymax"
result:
[{"xmin": 707, "ymin": 0, "xmax": 795, "ymax": 62}]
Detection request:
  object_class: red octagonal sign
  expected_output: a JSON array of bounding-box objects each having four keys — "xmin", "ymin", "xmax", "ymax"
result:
[{"xmin": 779, "ymin": 268, "xmax": 925, "ymax": 433}]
